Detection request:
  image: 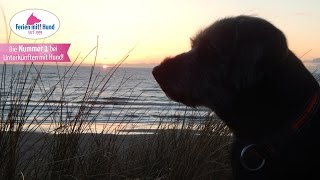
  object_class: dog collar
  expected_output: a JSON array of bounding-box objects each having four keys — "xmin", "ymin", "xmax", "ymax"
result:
[
  {"xmin": 289, "ymin": 90, "xmax": 320, "ymax": 134},
  {"xmin": 241, "ymin": 90, "xmax": 320, "ymax": 171}
]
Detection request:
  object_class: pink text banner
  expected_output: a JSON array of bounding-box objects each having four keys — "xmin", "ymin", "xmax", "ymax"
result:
[{"xmin": 0, "ymin": 43, "xmax": 71, "ymax": 62}]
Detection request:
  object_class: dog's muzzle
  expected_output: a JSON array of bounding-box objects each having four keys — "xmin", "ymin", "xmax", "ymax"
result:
[{"xmin": 240, "ymin": 144, "xmax": 266, "ymax": 171}]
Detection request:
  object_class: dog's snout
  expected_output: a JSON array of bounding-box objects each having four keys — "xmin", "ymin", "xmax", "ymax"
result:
[
  {"xmin": 152, "ymin": 65, "xmax": 160, "ymax": 79},
  {"xmin": 152, "ymin": 65, "xmax": 163, "ymax": 84}
]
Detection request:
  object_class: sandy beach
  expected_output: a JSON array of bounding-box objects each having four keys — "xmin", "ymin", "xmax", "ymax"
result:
[{"xmin": 0, "ymin": 124, "xmax": 232, "ymax": 179}]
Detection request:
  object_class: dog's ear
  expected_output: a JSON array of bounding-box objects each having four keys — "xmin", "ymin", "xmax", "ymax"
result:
[{"xmin": 230, "ymin": 17, "xmax": 288, "ymax": 90}]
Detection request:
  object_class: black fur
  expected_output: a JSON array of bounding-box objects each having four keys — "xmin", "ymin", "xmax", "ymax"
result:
[{"xmin": 152, "ymin": 16, "xmax": 320, "ymax": 179}]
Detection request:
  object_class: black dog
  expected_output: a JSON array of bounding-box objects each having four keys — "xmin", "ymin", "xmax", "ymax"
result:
[{"xmin": 152, "ymin": 16, "xmax": 320, "ymax": 179}]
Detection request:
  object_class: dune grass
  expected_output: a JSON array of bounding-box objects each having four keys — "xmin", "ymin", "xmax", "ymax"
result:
[{"xmin": 0, "ymin": 44, "xmax": 232, "ymax": 180}]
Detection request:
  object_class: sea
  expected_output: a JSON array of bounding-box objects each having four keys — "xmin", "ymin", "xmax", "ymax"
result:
[
  {"xmin": 0, "ymin": 63, "xmax": 211, "ymax": 133},
  {"xmin": 0, "ymin": 62, "xmax": 319, "ymax": 133}
]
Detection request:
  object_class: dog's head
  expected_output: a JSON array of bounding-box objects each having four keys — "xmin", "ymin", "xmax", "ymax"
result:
[{"xmin": 152, "ymin": 16, "xmax": 288, "ymax": 110}]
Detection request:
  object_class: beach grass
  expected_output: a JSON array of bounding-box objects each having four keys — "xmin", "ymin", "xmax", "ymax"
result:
[{"xmin": 0, "ymin": 42, "xmax": 233, "ymax": 180}]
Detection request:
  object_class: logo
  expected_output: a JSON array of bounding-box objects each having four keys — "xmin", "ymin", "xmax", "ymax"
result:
[
  {"xmin": 10, "ymin": 9, "xmax": 60, "ymax": 39},
  {"xmin": 27, "ymin": 13, "xmax": 41, "ymax": 25}
]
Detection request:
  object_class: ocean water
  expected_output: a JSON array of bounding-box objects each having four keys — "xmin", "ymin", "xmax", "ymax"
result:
[
  {"xmin": 0, "ymin": 64, "xmax": 210, "ymax": 128},
  {"xmin": 0, "ymin": 62, "xmax": 319, "ymax": 131}
]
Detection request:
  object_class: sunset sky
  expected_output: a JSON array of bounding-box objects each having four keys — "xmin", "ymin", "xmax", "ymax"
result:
[{"xmin": 0, "ymin": 0, "xmax": 320, "ymax": 67}]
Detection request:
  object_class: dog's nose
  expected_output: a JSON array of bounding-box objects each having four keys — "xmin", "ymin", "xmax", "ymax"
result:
[
  {"xmin": 152, "ymin": 65, "xmax": 165, "ymax": 85},
  {"xmin": 152, "ymin": 65, "xmax": 160, "ymax": 79}
]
